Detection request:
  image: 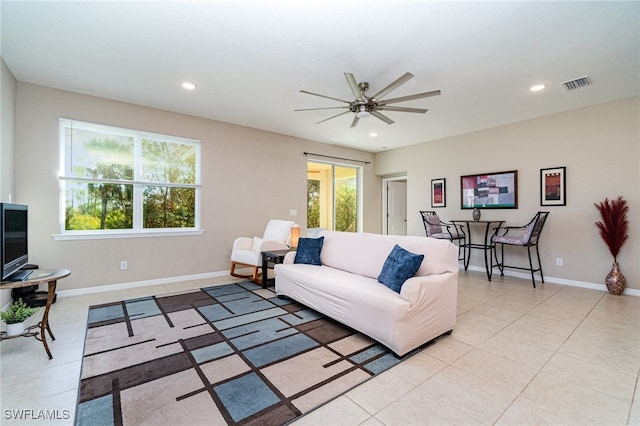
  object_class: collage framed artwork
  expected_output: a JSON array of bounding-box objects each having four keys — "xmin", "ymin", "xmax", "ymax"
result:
[
  {"xmin": 540, "ymin": 166, "xmax": 566, "ymax": 206},
  {"xmin": 431, "ymin": 178, "xmax": 446, "ymax": 207},
  {"xmin": 460, "ymin": 170, "xmax": 518, "ymax": 209}
]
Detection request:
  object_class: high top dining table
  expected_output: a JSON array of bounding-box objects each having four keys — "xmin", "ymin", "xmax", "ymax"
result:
[{"xmin": 450, "ymin": 220, "xmax": 504, "ymax": 281}]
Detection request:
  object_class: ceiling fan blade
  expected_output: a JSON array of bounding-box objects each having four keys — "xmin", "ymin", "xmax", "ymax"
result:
[
  {"xmin": 372, "ymin": 72, "xmax": 414, "ymax": 99},
  {"xmin": 383, "ymin": 90, "xmax": 441, "ymax": 105},
  {"xmin": 295, "ymin": 106, "xmax": 349, "ymax": 111},
  {"xmin": 378, "ymin": 106, "xmax": 428, "ymax": 114},
  {"xmin": 370, "ymin": 110, "xmax": 395, "ymax": 125},
  {"xmin": 317, "ymin": 110, "xmax": 351, "ymax": 124},
  {"xmin": 350, "ymin": 115, "xmax": 360, "ymax": 128},
  {"xmin": 300, "ymin": 90, "xmax": 350, "ymax": 104},
  {"xmin": 344, "ymin": 73, "xmax": 362, "ymax": 99}
]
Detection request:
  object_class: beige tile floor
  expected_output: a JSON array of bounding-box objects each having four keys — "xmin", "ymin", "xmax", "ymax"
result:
[{"xmin": 1, "ymin": 272, "xmax": 639, "ymax": 425}]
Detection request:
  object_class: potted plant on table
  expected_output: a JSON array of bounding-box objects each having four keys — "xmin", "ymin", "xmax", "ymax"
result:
[
  {"xmin": 1, "ymin": 298, "xmax": 36, "ymax": 336},
  {"xmin": 594, "ymin": 196, "xmax": 629, "ymax": 295}
]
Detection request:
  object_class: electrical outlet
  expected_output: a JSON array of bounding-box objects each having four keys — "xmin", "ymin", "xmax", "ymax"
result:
[
  {"xmin": 556, "ymin": 258, "xmax": 563, "ymax": 266},
  {"xmin": 120, "ymin": 261, "xmax": 128, "ymax": 270}
]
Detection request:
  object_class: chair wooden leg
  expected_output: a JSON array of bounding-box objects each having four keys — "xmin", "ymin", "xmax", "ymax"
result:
[
  {"xmin": 250, "ymin": 266, "xmax": 261, "ymax": 284},
  {"xmin": 230, "ymin": 262, "xmax": 254, "ymax": 279}
]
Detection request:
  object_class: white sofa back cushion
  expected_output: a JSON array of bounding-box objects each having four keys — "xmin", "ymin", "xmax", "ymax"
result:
[{"xmin": 319, "ymin": 231, "xmax": 458, "ymax": 279}]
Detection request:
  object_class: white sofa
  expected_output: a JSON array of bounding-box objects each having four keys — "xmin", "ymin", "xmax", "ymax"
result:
[{"xmin": 274, "ymin": 231, "xmax": 459, "ymax": 356}]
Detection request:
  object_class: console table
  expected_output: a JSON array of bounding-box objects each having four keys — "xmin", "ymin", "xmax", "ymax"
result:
[
  {"xmin": 0, "ymin": 269, "xmax": 71, "ymax": 359},
  {"xmin": 450, "ymin": 220, "xmax": 504, "ymax": 281}
]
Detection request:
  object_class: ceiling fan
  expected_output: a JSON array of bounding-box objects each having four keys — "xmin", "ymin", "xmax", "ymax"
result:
[{"xmin": 296, "ymin": 72, "xmax": 441, "ymax": 128}]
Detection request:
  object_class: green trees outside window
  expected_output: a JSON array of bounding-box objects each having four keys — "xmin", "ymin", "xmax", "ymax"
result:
[
  {"xmin": 307, "ymin": 162, "xmax": 359, "ymax": 232},
  {"xmin": 60, "ymin": 119, "xmax": 200, "ymax": 233},
  {"xmin": 335, "ymin": 177, "xmax": 357, "ymax": 232},
  {"xmin": 307, "ymin": 179, "xmax": 320, "ymax": 228}
]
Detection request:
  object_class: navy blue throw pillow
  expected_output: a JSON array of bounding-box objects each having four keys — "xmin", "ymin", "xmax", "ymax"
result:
[
  {"xmin": 377, "ymin": 244, "xmax": 424, "ymax": 293},
  {"xmin": 294, "ymin": 236, "xmax": 324, "ymax": 265}
]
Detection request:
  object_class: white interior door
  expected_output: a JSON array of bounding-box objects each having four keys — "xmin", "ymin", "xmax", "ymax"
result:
[{"xmin": 387, "ymin": 180, "xmax": 407, "ymax": 235}]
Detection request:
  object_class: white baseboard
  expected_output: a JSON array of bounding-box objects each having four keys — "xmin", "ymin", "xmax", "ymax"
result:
[
  {"xmin": 55, "ymin": 270, "xmax": 233, "ymax": 298},
  {"xmin": 461, "ymin": 264, "xmax": 640, "ymax": 296},
  {"xmin": 29, "ymin": 266, "xmax": 640, "ymax": 300}
]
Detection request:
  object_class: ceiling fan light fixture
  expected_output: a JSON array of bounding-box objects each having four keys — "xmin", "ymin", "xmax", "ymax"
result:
[
  {"xmin": 356, "ymin": 105, "xmax": 370, "ymax": 118},
  {"xmin": 297, "ymin": 72, "xmax": 441, "ymax": 128}
]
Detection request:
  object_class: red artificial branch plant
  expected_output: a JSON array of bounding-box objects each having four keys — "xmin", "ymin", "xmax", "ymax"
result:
[{"xmin": 594, "ymin": 196, "xmax": 629, "ymax": 262}]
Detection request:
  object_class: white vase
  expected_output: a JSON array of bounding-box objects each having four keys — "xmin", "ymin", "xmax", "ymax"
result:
[{"xmin": 6, "ymin": 322, "xmax": 25, "ymax": 336}]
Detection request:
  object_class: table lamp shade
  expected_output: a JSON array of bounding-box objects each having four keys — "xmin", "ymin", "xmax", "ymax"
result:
[{"xmin": 290, "ymin": 224, "xmax": 301, "ymax": 249}]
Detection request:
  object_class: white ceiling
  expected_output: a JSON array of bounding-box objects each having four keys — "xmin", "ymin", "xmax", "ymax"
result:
[{"xmin": 2, "ymin": 1, "xmax": 639, "ymax": 153}]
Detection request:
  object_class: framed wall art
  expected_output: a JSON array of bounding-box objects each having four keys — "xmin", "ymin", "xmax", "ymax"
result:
[
  {"xmin": 460, "ymin": 170, "xmax": 518, "ymax": 209},
  {"xmin": 540, "ymin": 166, "xmax": 566, "ymax": 206},
  {"xmin": 431, "ymin": 178, "xmax": 446, "ymax": 207}
]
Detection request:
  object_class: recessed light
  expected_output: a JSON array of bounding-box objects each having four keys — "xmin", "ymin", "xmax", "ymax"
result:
[
  {"xmin": 369, "ymin": 132, "xmax": 379, "ymax": 137},
  {"xmin": 182, "ymin": 82, "xmax": 196, "ymax": 90},
  {"xmin": 530, "ymin": 84, "xmax": 546, "ymax": 92}
]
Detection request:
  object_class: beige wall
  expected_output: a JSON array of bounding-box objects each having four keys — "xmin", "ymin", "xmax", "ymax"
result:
[
  {"xmin": 375, "ymin": 96, "xmax": 640, "ymax": 290},
  {"xmin": 5, "ymin": 81, "xmax": 639, "ymax": 293},
  {"xmin": 1, "ymin": 58, "xmax": 17, "ymax": 308},
  {"xmin": 12, "ymin": 83, "xmax": 380, "ymax": 291},
  {"xmin": 1, "ymin": 58, "xmax": 16, "ymax": 202}
]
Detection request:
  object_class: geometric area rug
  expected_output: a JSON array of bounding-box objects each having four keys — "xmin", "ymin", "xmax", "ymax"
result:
[{"xmin": 75, "ymin": 281, "xmax": 417, "ymax": 426}]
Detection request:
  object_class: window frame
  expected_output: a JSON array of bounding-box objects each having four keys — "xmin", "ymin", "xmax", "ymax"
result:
[
  {"xmin": 306, "ymin": 160, "xmax": 363, "ymax": 233},
  {"xmin": 54, "ymin": 118, "xmax": 203, "ymax": 240}
]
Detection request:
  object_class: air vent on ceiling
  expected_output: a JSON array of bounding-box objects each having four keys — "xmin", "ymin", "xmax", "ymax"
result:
[{"xmin": 562, "ymin": 76, "xmax": 592, "ymax": 91}]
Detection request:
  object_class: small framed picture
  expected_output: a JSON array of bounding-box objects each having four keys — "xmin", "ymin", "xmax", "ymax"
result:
[
  {"xmin": 431, "ymin": 178, "xmax": 446, "ymax": 208},
  {"xmin": 541, "ymin": 167, "xmax": 566, "ymax": 206}
]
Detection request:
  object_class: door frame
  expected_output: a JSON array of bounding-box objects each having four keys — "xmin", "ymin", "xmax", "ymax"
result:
[{"xmin": 382, "ymin": 175, "xmax": 407, "ymax": 235}]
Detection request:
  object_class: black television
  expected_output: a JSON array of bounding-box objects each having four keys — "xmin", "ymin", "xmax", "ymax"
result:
[{"xmin": 1, "ymin": 203, "xmax": 29, "ymax": 281}]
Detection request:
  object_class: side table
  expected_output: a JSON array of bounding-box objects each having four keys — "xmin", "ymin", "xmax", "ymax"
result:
[
  {"xmin": 261, "ymin": 250, "xmax": 292, "ymax": 289},
  {"xmin": 0, "ymin": 269, "xmax": 71, "ymax": 359}
]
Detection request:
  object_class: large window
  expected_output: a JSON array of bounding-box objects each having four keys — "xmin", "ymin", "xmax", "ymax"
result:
[
  {"xmin": 307, "ymin": 161, "xmax": 361, "ymax": 232},
  {"xmin": 57, "ymin": 119, "xmax": 201, "ymax": 238}
]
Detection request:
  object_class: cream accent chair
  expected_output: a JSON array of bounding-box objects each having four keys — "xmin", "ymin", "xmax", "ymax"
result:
[{"xmin": 230, "ymin": 219, "xmax": 295, "ymax": 283}]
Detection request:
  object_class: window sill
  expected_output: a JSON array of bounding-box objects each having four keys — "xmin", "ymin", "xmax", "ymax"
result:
[{"xmin": 52, "ymin": 229, "xmax": 205, "ymax": 241}]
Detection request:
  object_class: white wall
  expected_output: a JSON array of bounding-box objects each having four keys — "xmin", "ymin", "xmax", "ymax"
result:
[
  {"xmin": 375, "ymin": 96, "xmax": 640, "ymax": 290},
  {"xmin": 11, "ymin": 83, "xmax": 380, "ymax": 291}
]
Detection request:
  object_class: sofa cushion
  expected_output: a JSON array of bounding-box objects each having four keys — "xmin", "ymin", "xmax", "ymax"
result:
[
  {"xmin": 294, "ymin": 236, "xmax": 324, "ymax": 265},
  {"xmin": 377, "ymin": 244, "xmax": 424, "ymax": 293},
  {"xmin": 425, "ymin": 215, "xmax": 443, "ymax": 236}
]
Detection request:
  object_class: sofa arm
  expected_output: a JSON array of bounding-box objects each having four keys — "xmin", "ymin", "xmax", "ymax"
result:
[
  {"xmin": 400, "ymin": 272, "xmax": 458, "ymax": 308},
  {"xmin": 283, "ymin": 251, "xmax": 296, "ymax": 264}
]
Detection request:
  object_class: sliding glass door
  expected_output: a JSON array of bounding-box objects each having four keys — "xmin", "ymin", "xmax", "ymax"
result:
[{"xmin": 307, "ymin": 161, "xmax": 361, "ymax": 232}]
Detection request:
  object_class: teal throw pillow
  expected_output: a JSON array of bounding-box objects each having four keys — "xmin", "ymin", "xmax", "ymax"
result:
[
  {"xmin": 377, "ymin": 244, "xmax": 424, "ymax": 293},
  {"xmin": 294, "ymin": 236, "xmax": 324, "ymax": 265}
]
